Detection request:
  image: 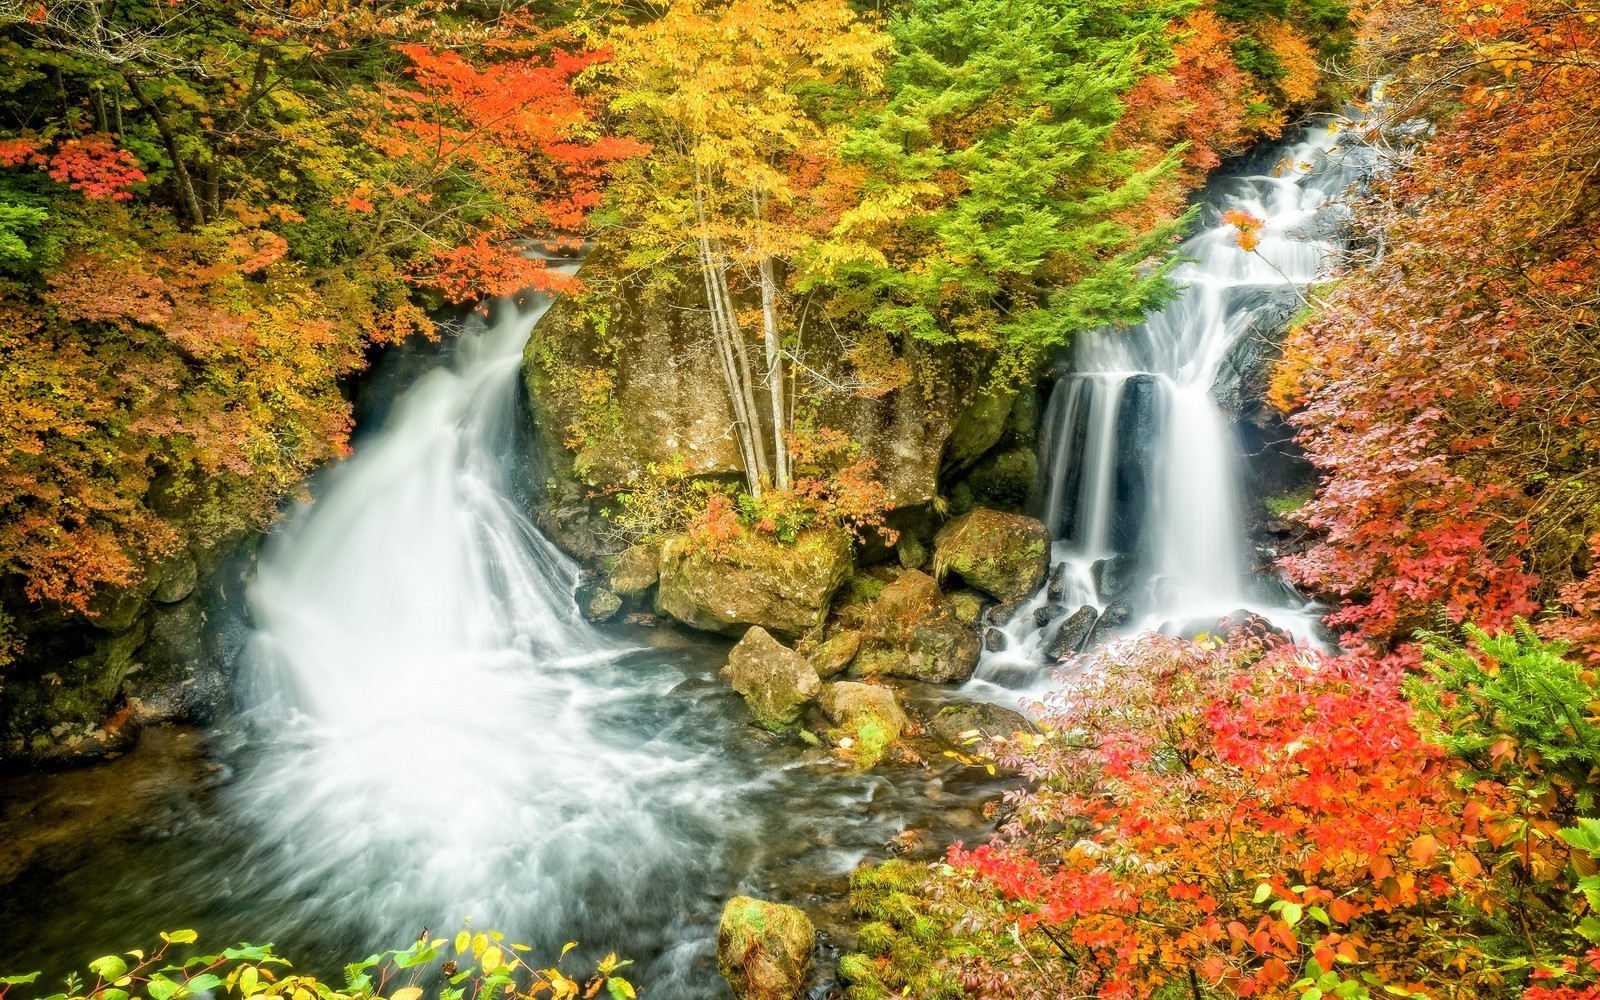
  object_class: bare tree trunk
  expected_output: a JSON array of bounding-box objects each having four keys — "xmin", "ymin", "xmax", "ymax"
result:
[
  {"xmin": 708, "ymin": 254, "xmax": 770, "ymax": 489},
  {"xmin": 698, "ymin": 243, "xmax": 763, "ymax": 495},
  {"xmin": 757, "ymin": 254, "xmax": 789, "ymax": 490}
]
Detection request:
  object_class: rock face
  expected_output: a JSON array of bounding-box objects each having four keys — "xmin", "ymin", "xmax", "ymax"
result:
[
  {"xmin": 721, "ymin": 627, "xmax": 822, "ymax": 732},
  {"xmin": 932, "ymin": 509, "xmax": 1051, "ymax": 602},
  {"xmin": 717, "ymin": 896, "xmax": 815, "ymax": 1000},
  {"xmin": 656, "ymin": 530, "xmax": 852, "ymax": 639},
  {"xmin": 1113, "ymin": 375, "xmax": 1164, "ymax": 553},
  {"xmin": 818, "ymin": 681, "xmax": 908, "ymax": 768},
  {"xmin": 855, "ymin": 570, "xmax": 981, "ymax": 683},
  {"xmin": 599, "ymin": 543, "xmax": 660, "ymax": 603}
]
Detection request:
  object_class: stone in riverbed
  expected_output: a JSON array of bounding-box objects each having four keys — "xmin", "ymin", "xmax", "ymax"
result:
[
  {"xmin": 818, "ymin": 681, "xmax": 908, "ymax": 768},
  {"xmin": 575, "ymin": 579, "xmax": 622, "ymax": 622},
  {"xmin": 721, "ymin": 626, "xmax": 822, "ymax": 732},
  {"xmin": 932, "ymin": 508, "xmax": 1051, "ymax": 602},
  {"xmin": 656, "ymin": 529, "xmax": 852, "ymax": 639},
  {"xmin": 804, "ymin": 630, "xmax": 860, "ymax": 679},
  {"xmin": 717, "ymin": 896, "xmax": 815, "ymax": 1000},
  {"xmin": 1046, "ymin": 561, "xmax": 1067, "ymax": 602},
  {"xmin": 1033, "ymin": 603, "xmax": 1067, "ymax": 629},
  {"xmin": 854, "ymin": 570, "xmax": 981, "ymax": 684},
  {"xmin": 598, "ymin": 542, "xmax": 660, "ymax": 602},
  {"xmin": 947, "ymin": 589, "xmax": 988, "ymax": 627},
  {"xmin": 983, "ymin": 627, "xmax": 1006, "ymax": 652},
  {"xmin": 928, "ymin": 701, "xmax": 1035, "ymax": 748},
  {"xmin": 1085, "ymin": 599, "xmax": 1134, "ymax": 648},
  {"xmin": 1046, "ymin": 604, "xmax": 1099, "ymax": 659}
]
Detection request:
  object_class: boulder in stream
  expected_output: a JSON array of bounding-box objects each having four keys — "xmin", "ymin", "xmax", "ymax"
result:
[
  {"xmin": 818, "ymin": 681, "xmax": 908, "ymax": 768},
  {"xmin": 1046, "ymin": 561, "xmax": 1067, "ymax": 602},
  {"xmin": 803, "ymin": 630, "xmax": 860, "ymax": 679},
  {"xmin": 598, "ymin": 542, "xmax": 660, "ymax": 602},
  {"xmin": 1086, "ymin": 599, "xmax": 1134, "ymax": 648},
  {"xmin": 932, "ymin": 508, "xmax": 1051, "ymax": 602},
  {"xmin": 721, "ymin": 627, "xmax": 822, "ymax": 732},
  {"xmin": 855, "ymin": 570, "xmax": 981, "ymax": 684},
  {"xmin": 929, "ymin": 701, "xmax": 1035, "ymax": 748},
  {"xmin": 1046, "ymin": 604, "xmax": 1099, "ymax": 659},
  {"xmin": 717, "ymin": 896, "xmax": 815, "ymax": 1000},
  {"xmin": 575, "ymin": 579, "xmax": 622, "ymax": 623},
  {"xmin": 1033, "ymin": 603, "xmax": 1067, "ymax": 629},
  {"xmin": 657, "ymin": 529, "xmax": 852, "ymax": 639},
  {"xmin": 1091, "ymin": 553, "xmax": 1136, "ymax": 601}
]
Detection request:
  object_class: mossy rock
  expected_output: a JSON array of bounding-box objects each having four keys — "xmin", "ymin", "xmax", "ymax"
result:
[
  {"xmin": 721, "ymin": 626, "xmax": 822, "ymax": 732},
  {"xmin": 656, "ymin": 529, "xmax": 852, "ymax": 639},
  {"xmin": 946, "ymin": 589, "xmax": 988, "ymax": 627},
  {"xmin": 965, "ymin": 447, "xmax": 1039, "ymax": 511},
  {"xmin": 928, "ymin": 701, "xmax": 1034, "ymax": 749},
  {"xmin": 717, "ymin": 896, "xmax": 815, "ymax": 1000},
  {"xmin": 855, "ymin": 570, "xmax": 981, "ymax": 684},
  {"xmin": 804, "ymin": 630, "xmax": 860, "ymax": 679},
  {"xmin": 819, "ymin": 681, "xmax": 908, "ymax": 769},
  {"xmin": 599, "ymin": 542, "xmax": 660, "ymax": 601},
  {"xmin": 932, "ymin": 508, "xmax": 1051, "ymax": 602}
]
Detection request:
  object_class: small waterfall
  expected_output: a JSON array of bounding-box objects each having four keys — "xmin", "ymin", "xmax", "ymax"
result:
[{"xmin": 974, "ymin": 124, "xmax": 1375, "ymax": 689}]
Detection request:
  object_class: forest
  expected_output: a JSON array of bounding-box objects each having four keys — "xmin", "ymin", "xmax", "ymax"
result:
[{"xmin": 0, "ymin": 0, "xmax": 1597, "ymax": 997}]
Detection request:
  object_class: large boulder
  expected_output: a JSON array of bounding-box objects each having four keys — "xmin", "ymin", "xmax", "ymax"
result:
[
  {"xmin": 1046, "ymin": 604, "xmax": 1099, "ymax": 659},
  {"xmin": 721, "ymin": 627, "xmax": 822, "ymax": 732},
  {"xmin": 932, "ymin": 509, "xmax": 1051, "ymax": 602},
  {"xmin": 855, "ymin": 570, "xmax": 981, "ymax": 683},
  {"xmin": 657, "ymin": 529, "xmax": 852, "ymax": 639},
  {"xmin": 598, "ymin": 543, "xmax": 660, "ymax": 602},
  {"xmin": 717, "ymin": 897, "xmax": 815, "ymax": 1000},
  {"xmin": 818, "ymin": 681, "xmax": 908, "ymax": 768}
]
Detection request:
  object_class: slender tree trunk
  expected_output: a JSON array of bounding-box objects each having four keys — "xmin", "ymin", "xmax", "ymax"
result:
[
  {"xmin": 698, "ymin": 241, "xmax": 763, "ymax": 495},
  {"xmin": 120, "ymin": 70, "xmax": 206, "ymax": 226},
  {"xmin": 757, "ymin": 254, "xmax": 789, "ymax": 490},
  {"xmin": 708, "ymin": 254, "xmax": 770, "ymax": 489}
]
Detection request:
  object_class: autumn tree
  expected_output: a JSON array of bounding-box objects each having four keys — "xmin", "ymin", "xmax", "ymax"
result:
[{"xmin": 605, "ymin": 0, "xmax": 889, "ymax": 494}]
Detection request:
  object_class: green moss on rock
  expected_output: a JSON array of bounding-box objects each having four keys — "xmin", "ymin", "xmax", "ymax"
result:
[
  {"xmin": 717, "ymin": 896, "xmax": 815, "ymax": 1000},
  {"xmin": 932, "ymin": 508, "xmax": 1051, "ymax": 602},
  {"xmin": 656, "ymin": 529, "xmax": 852, "ymax": 639}
]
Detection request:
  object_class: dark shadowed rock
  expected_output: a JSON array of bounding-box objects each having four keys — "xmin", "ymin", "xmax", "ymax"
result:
[
  {"xmin": 1091, "ymin": 554, "xmax": 1136, "ymax": 601},
  {"xmin": 1086, "ymin": 600, "xmax": 1134, "ymax": 648},
  {"xmin": 928, "ymin": 702, "xmax": 1035, "ymax": 748},
  {"xmin": 1112, "ymin": 374, "xmax": 1164, "ymax": 552},
  {"xmin": 1046, "ymin": 604, "xmax": 1099, "ymax": 659},
  {"xmin": 983, "ymin": 627, "xmax": 1006, "ymax": 652},
  {"xmin": 1033, "ymin": 603, "xmax": 1067, "ymax": 629},
  {"xmin": 1046, "ymin": 562, "xmax": 1067, "ymax": 602}
]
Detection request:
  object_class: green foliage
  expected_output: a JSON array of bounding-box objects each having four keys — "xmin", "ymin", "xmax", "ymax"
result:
[
  {"xmin": 839, "ymin": 861, "xmax": 968, "ymax": 1000},
  {"xmin": 812, "ymin": 0, "xmax": 1194, "ymax": 355},
  {"xmin": 0, "ymin": 930, "xmax": 632, "ymax": 1000},
  {"xmin": 1408, "ymin": 622, "xmax": 1600, "ymax": 815}
]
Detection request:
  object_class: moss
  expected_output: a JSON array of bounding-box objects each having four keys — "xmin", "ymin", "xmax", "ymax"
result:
[{"xmin": 1264, "ymin": 488, "xmax": 1314, "ymax": 517}]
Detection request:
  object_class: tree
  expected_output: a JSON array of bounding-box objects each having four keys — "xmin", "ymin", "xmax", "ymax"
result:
[{"xmin": 606, "ymin": 0, "xmax": 889, "ymax": 494}]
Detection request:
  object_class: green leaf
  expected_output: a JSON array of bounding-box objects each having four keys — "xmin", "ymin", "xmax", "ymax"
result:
[
  {"xmin": 0, "ymin": 974, "xmax": 41, "ymax": 986},
  {"xmin": 1578, "ymin": 915, "xmax": 1600, "ymax": 944},
  {"xmin": 606, "ymin": 978, "xmax": 636, "ymax": 1000},
  {"xmin": 1559, "ymin": 818, "xmax": 1600, "ymax": 854},
  {"xmin": 89, "ymin": 957, "xmax": 128, "ymax": 981},
  {"xmin": 160, "ymin": 931, "xmax": 199, "ymax": 946},
  {"xmin": 1253, "ymin": 883, "xmax": 1273, "ymax": 904},
  {"xmin": 148, "ymin": 975, "xmax": 182, "ymax": 1000},
  {"xmin": 1282, "ymin": 902, "xmax": 1304, "ymax": 926}
]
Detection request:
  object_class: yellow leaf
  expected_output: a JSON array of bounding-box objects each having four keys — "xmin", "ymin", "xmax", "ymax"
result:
[
  {"xmin": 454, "ymin": 931, "xmax": 470, "ymax": 956},
  {"xmin": 392, "ymin": 988, "xmax": 423, "ymax": 1000},
  {"xmin": 471, "ymin": 934, "xmax": 488, "ymax": 960},
  {"xmin": 481, "ymin": 947, "xmax": 504, "ymax": 973}
]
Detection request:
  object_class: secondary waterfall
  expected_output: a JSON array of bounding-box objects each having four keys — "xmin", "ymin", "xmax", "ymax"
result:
[{"xmin": 975, "ymin": 123, "xmax": 1373, "ymax": 688}]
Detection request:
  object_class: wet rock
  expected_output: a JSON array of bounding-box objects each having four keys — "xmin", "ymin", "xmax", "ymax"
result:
[
  {"xmin": 599, "ymin": 543, "xmax": 660, "ymax": 602},
  {"xmin": 947, "ymin": 589, "xmax": 987, "ymax": 627},
  {"xmin": 1218, "ymin": 608, "xmax": 1290, "ymax": 644},
  {"xmin": 1112, "ymin": 374, "xmax": 1163, "ymax": 553},
  {"xmin": 818, "ymin": 681, "xmax": 908, "ymax": 768},
  {"xmin": 1086, "ymin": 599, "xmax": 1134, "ymax": 648},
  {"xmin": 717, "ymin": 896, "xmax": 815, "ymax": 1000},
  {"xmin": 657, "ymin": 529, "xmax": 852, "ymax": 639},
  {"xmin": 983, "ymin": 627, "xmax": 1006, "ymax": 652},
  {"xmin": 804, "ymin": 630, "xmax": 860, "ymax": 680},
  {"xmin": 1046, "ymin": 604, "xmax": 1099, "ymax": 659},
  {"xmin": 928, "ymin": 702, "xmax": 1034, "ymax": 748},
  {"xmin": 894, "ymin": 535, "xmax": 928, "ymax": 571},
  {"xmin": 721, "ymin": 627, "xmax": 822, "ymax": 732},
  {"xmin": 124, "ymin": 599, "xmax": 225, "ymax": 727},
  {"xmin": 1033, "ymin": 603, "xmax": 1067, "ymax": 629},
  {"xmin": 932, "ymin": 508, "xmax": 1050, "ymax": 602},
  {"xmin": 150, "ymin": 554, "xmax": 198, "ymax": 605},
  {"xmin": 965, "ymin": 447, "xmax": 1038, "ymax": 511},
  {"xmin": 941, "ymin": 387, "xmax": 1015, "ymax": 475},
  {"xmin": 622, "ymin": 611, "xmax": 659, "ymax": 627},
  {"xmin": 1046, "ymin": 562, "xmax": 1067, "ymax": 602},
  {"xmin": 983, "ymin": 597, "xmax": 1026, "ymax": 626},
  {"xmin": 855, "ymin": 570, "xmax": 982, "ymax": 684},
  {"xmin": 575, "ymin": 579, "xmax": 622, "ymax": 623},
  {"xmin": 1091, "ymin": 554, "xmax": 1136, "ymax": 601}
]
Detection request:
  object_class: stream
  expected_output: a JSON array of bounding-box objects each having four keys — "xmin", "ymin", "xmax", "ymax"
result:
[{"xmin": 0, "ymin": 120, "xmax": 1374, "ymax": 996}]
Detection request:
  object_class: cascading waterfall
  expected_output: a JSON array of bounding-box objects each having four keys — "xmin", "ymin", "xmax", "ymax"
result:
[{"xmin": 974, "ymin": 122, "xmax": 1374, "ymax": 688}]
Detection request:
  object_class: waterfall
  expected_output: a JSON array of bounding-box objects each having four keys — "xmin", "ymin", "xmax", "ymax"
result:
[
  {"xmin": 223, "ymin": 279, "xmax": 751, "ymax": 969},
  {"xmin": 974, "ymin": 124, "xmax": 1374, "ymax": 688}
]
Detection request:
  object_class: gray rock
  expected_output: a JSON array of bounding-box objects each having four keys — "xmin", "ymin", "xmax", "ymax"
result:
[
  {"xmin": 854, "ymin": 570, "xmax": 981, "ymax": 684},
  {"xmin": 1046, "ymin": 604, "xmax": 1099, "ymax": 659},
  {"xmin": 1033, "ymin": 603, "xmax": 1067, "ymax": 629},
  {"xmin": 1046, "ymin": 561, "xmax": 1066, "ymax": 602},
  {"xmin": 656, "ymin": 529, "xmax": 852, "ymax": 639},
  {"xmin": 928, "ymin": 701, "xmax": 1034, "ymax": 748},
  {"xmin": 721, "ymin": 627, "xmax": 822, "ymax": 732},
  {"xmin": 1086, "ymin": 599, "xmax": 1134, "ymax": 648},
  {"xmin": 576, "ymin": 580, "xmax": 622, "ymax": 623}
]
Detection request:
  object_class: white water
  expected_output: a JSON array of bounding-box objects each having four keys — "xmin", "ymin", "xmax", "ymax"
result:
[
  {"xmin": 228, "ymin": 283, "xmax": 754, "ymax": 971},
  {"xmin": 972, "ymin": 123, "xmax": 1374, "ymax": 693}
]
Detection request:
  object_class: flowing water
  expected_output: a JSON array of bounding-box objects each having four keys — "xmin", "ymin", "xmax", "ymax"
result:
[
  {"xmin": 0, "ymin": 287, "xmax": 998, "ymax": 997},
  {"xmin": 3, "ymin": 122, "xmax": 1375, "ymax": 993},
  {"xmin": 971, "ymin": 122, "xmax": 1375, "ymax": 693}
]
